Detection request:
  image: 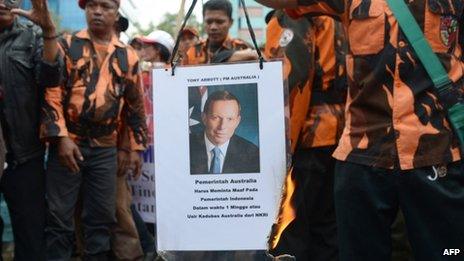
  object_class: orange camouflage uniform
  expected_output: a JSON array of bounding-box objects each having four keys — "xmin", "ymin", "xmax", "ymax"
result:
[
  {"xmin": 287, "ymin": 0, "xmax": 464, "ymax": 169},
  {"xmin": 298, "ymin": 15, "xmax": 347, "ymax": 149},
  {"xmin": 41, "ymin": 29, "xmax": 147, "ymax": 150},
  {"xmin": 265, "ymin": 10, "xmax": 315, "ymax": 152},
  {"xmin": 183, "ymin": 36, "xmax": 250, "ymax": 65},
  {"xmin": 265, "ymin": 11, "xmax": 316, "ymax": 249}
]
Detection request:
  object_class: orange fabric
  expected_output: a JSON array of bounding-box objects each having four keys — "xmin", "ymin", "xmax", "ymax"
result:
[
  {"xmin": 93, "ymin": 42, "xmax": 109, "ymax": 67},
  {"xmin": 183, "ymin": 36, "xmax": 250, "ymax": 65},
  {"xmin": 298, "ymin": 16, "xmax": 347, "ymax": 149},
  {"xmin": 264, "ymin": 11, "xmax": 315, "ymax": 153},
  {"xmin": 287, "ymin": 0, "xmax": 463, "ymax": 169},
  {"xmin": 42, "ymin": 29, "xmax": 147, "ymax": 151}
]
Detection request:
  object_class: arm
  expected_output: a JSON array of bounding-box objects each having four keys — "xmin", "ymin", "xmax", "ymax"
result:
[
  {"xmin": 255, "ymin": 0, "xmax": 298, "ymax": 8},
  {"xmin": 226, "ymin": 49, "xmax": 259, "ymax": 62},
  {"xmin": 123, "ymin": 53, "xmax": 149, "ymax": 152},
  {"xmin": 32, "ymin": 27, "xmax": 63, "ymax": 88},
  {"xmin": 256, "ymin": 0, "xmax": 346, "ymax": 22},
  {"xmin": 117, "ymin": 117, "xmax": 143, "ymax": 179},
  {"xmin": 40, "ymin": 34, "xmax": 83, "ymax": 173},
  {"xmin": 12, "ymin": 0, "xmax": 59, "ymax": 63}
]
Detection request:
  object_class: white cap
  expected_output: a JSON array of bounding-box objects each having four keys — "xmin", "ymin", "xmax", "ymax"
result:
[{"xmin": 140, "ymin": 30, "xmax": 175, "ymax": 55}]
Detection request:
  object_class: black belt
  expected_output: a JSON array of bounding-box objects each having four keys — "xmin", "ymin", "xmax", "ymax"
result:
[{"xmin": 67, "ymin": 121, "xmax": 118, "ymax": 139}]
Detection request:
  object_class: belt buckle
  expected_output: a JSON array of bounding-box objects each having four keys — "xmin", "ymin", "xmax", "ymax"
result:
[{"xmin": 437, "ymin": 165, "xmax": 448, "ymax": 178}]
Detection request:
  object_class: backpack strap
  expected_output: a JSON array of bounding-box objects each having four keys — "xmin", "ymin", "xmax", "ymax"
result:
[
  {"xmin": 114, "ymin": 46, "xmax": 128, "ymax": 74},
  {"xmin": 68, "ymin": 33, "xmax": 87, "ymax": 64},
  {"xmin": 386, "ymin": 0, "xmax": 464, "ymax": 151}
]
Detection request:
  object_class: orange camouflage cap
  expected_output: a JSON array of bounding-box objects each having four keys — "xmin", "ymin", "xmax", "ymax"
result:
[{"xmin": 180, "ymin": 26, "xmax": 199, "ymax": 38}]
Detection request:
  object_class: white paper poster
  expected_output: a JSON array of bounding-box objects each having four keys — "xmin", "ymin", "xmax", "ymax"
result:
[
  {"xmin": 127, "ymin": 147, "xmax": 156, "ymax": 223},
  {"xmin": 154, "ymin": 61, "xmax": 287, "ymax": 251}
]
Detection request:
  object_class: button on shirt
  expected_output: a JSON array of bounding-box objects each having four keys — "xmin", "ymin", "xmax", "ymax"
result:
[{"xmin": 204, "ymin": 134, "xmax": 230, "ymax": 173}]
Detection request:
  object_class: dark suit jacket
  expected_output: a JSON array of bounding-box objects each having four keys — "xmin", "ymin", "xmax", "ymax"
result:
[{"xmin": 189, "ymin": 132, "xmax": 260, "ymax": 174}]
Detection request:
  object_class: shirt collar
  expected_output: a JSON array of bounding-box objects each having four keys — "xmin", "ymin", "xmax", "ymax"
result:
[
  {"xmin": 204, "ymin": 133, "xmax": 230, "ymax": 156},
  {"xmin": 76, "ymin": 29, "xmax": 125, "ymax": 48},
  {"xmin": 203, "ymin": 35, "xmax": 234, "ymax": 51}
]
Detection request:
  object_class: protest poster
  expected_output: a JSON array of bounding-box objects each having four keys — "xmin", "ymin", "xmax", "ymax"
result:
[
  {"xmin": 128, "ymin": 69, "xmax": 156, "ymax": 223},
  {"xmin": 154, "ymin": 61, "xmax": 287, "ymax": 251},
  {"xmin": 127, "ymin": 150, "xmax": 156, "ymax": 223}
]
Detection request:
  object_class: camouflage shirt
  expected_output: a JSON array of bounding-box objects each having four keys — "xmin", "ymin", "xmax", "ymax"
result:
[
  {"xmin": 287, "ymin": 0, "xmax": 463, "ymax": 169},
  {"xmin": 298, "ymin": 16, "xmax": 347, "ymax": 149},
  {"xmin": 183, "ymin": 36, "xmax": 250, "ymax": 65},
  {"xmin": 41, "ymin": 30, "xmax": 148, "ymax": 150},
  {"xmin": 265, "ymin": 10, "xmax": 315, "ymax": 152}
]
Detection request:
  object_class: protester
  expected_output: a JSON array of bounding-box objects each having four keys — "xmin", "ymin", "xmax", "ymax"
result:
[
  {"xmin": 114, "ymin": 29, "xmax": 175, "ymax": 261},
  {"xmin": 183, "ymin": 0, "xmax": 257, "ymax": 65},
  {"xmin": 178, "ymin": 26, "xmax": 200, "ymax": 59},
  {"xmin": 115, "ymin": 13, "xmax": 128, "ymax": 35},
  {"xmin": 139, "ymin": 29, "xmax": 174, "ymax": 138},
  {"xmin": 129, "ymin": 36, "xmax": 144, "ymax": 59},
  {"xmin": 122, "ymin": 29, "xmax": 175, "ymax": 260},
  {"xmin": 0, "ymin": 0, "xmax": 61, "ymax": 259},
  {"xmin": 140, "ymin": 30, "xmax": 174, "ymax": 68},
  {"xmin": 258, "ymin": 0, "xmax": 464, "ymax": 260},
  {"xmin": 266, "ymin": 12, "xmax": 347, "ymax": 260},
  {"xmin": 29, "ymin": 0, "xmax": 148, "ymax": 259},
  {"xmin": 110, "ymin": 12, "xmax": 146, "ymax": 261}
]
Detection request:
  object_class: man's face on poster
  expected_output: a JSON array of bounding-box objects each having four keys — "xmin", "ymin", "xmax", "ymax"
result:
[{"xmin": 202, "ymin": 100, "xmax": 241, "ymax": 146}]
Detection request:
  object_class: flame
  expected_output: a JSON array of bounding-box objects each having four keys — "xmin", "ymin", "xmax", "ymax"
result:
[{"xmin": 269, "ymin": 167, "xmax": 297, "ymax": 249}]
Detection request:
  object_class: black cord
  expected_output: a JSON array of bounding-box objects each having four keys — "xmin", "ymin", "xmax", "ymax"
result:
[
  {"xmin": 239, "ymin": 0, "xmax": 265, "ymax": 69},
  {"xmin": 170, "ymin": 0, "xmax": 198, "ymax": 76},
  {"xmin": 170, "ymin": 0, "xmax": 265, "ymax": 75}
]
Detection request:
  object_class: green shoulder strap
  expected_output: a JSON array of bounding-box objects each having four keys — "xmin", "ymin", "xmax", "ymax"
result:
[
  {"xmin": 385, "ymin": 0, "xmax": 451, "ymax": 89},
  {"xmin": 386, "ymin": 0, "xmax": 464, "ymax": 150}
]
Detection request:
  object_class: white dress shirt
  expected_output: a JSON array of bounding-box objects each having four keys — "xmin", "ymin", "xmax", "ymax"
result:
[{"xmin": 204, "ymin": 134, "xmax": 230, "ymax": 173}]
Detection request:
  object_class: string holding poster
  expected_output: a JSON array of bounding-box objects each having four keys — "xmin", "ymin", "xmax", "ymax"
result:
[{"xmin": 154, "ymin": 61, "xmax": 287, "ymax": 251}]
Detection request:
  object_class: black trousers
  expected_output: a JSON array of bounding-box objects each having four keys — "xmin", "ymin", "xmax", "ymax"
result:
[
  {"xmin": 271, "ymin": 146, "xmax": 338, "ymax": 261},
  {"xmin": 46, "ymin": 146, "xmax": 117, "ymax": 261},
  {"xmin": 335, "ymin": 160, "xmax": 464, "ymax": 261},
  {"xmin": 0, "ymin": 156, "xmax": 46, "ymax": 261}
]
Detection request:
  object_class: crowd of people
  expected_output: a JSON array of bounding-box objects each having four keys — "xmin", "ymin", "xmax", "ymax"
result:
[{"xmin": 0, "ymin": 0, "xmax": 462, "ymax": 260}]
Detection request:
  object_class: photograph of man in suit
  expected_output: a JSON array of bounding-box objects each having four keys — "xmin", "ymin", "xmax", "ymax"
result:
[{"xmin": 190, "ymin": 90, "xmax": 260, "ymax": 174}]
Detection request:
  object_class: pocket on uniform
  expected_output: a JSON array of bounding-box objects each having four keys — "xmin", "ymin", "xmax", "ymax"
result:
[
  {"xmin": 348, "ymin": 0, "xmax": 385, "ymax": 55},
  {"xmin": 424, "ymin": 0, "xmax": 462, "ymax": 53},
  {"xmin": 8, "ymin": 51, "xmax": 33, "ymax": 69}
]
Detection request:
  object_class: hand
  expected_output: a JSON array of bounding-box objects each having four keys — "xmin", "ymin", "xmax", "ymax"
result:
[
  {"xmin": 130, "ymin": 151, "xmax": 143, "ymax": 180},
  {"xmin": 11, "ymin": 0, "xmax": 56, "ymax": 34},
  {"xmin": 117, "ymin": 150, "xmax": 143, "ymax": 180},
  {"xmin": 117, "ymin": 150, "xmax": 131, "ymax": 177},
  {"xmin": 226, "ymin": 49, "xmax": 259, "ymax": 63},
  {"xmin": 58, "ymin": 137, "xmax": 83, "ymax": 173}
]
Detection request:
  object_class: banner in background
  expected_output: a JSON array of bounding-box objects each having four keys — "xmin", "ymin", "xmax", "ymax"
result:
[{"xmin": 128, "ymin": 69, "xmax": 156, "ymax": 223}]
